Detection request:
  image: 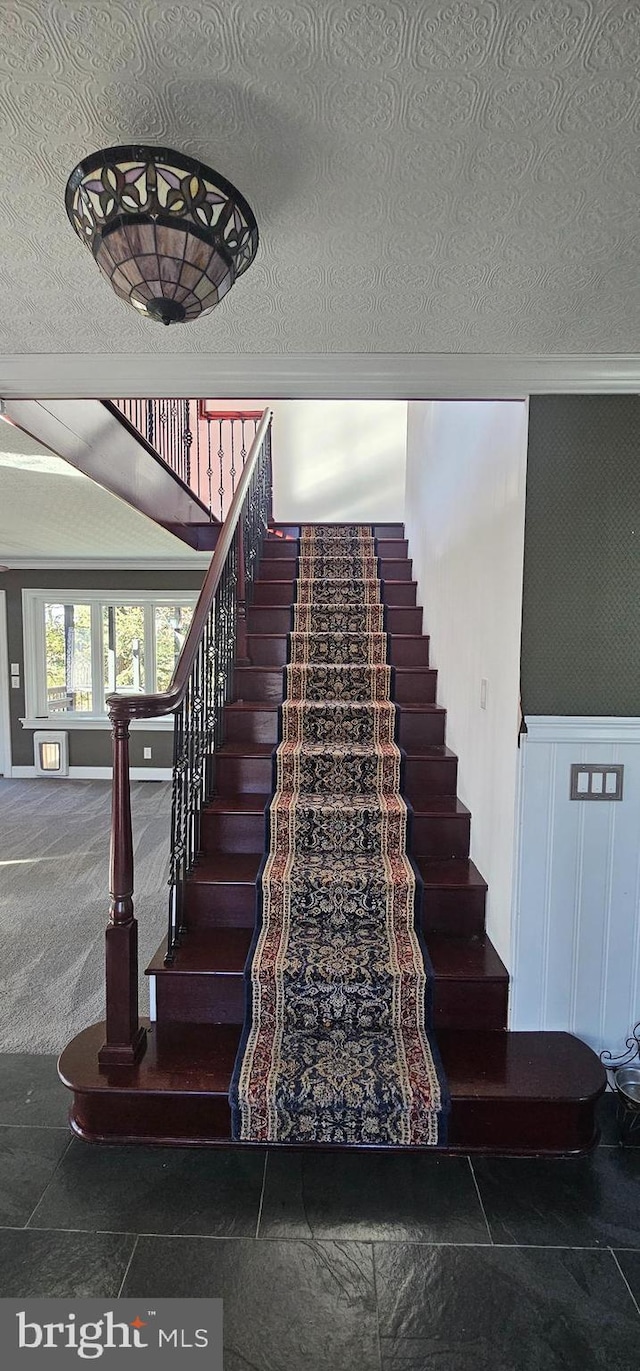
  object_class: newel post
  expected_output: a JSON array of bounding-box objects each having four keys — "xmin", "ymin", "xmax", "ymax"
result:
[
  {"xmin": 98, "ymin": 712, "xmax": 147, "ymax": 1068},
  {"xmin": 236, "ymin": 516, "xmax": 250, "ymax": 666}
]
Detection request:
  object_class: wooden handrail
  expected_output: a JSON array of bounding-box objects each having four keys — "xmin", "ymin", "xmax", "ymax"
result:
[
  {"xmin": 199, "ymin": 405, "xmax": 263, "ymax": 421},
  {"xmin": 106, "ymin": 406, "xmax": 272, "ymax": 724}
]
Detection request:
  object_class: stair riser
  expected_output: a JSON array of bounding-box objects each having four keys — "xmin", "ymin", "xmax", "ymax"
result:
[
  {"xmin": 154, "ymin": 971, "xmax": 504, "ymax": 1030},
  {"xmin": 261, "ymin": 541, "xmax": 298, "ymax": 559},
  {"xmin": 184, "ymin": 880, "xmax": 485, "ymax": 938},
  {"xmin": 233, "ymin": 667, "xmax": 437, "ymax": 705},
  {"xmin": 217, "ymin": 755, "xmax": 274, "ymax": 794},
  {"xmin": 184, "ymin": 880, "xmax": 257, "ymax": 925},
  {"xmin": 68, "ymin": 1091, "xmax": 600, "ymax": 1153},
  {"xmin": 258, "ymin": 559, "xmax": 413, "ymax": 582},
  {"xmin": 247, "ymin": 606, "xmax": 424, "ymax": 634},
  {"xmin": 224, "ymin": 706, "xmax": 446, "ymax": 746},
  {"xmin": 252, "ymin": 581, "xmax": 417, "ymax": 607},
  {"xmin": 433, "ymin": 982, "xmax": 508, "ymax": 1031},
  {"xmin": 155, "ymin": 976, "xmax": 242, "ymax": 1025},
  {"xmin": 216, "ymin": 752, "xmax": 458, "ymax": 798},
  {"xmin": 404, "ymin": 757, "xmax": 458, "ymax": 799},
  {"xmin": 262, "ymin": 538, "xmax": 409, "ymax": 560},
  {"xmin": 200, "ymin": 810, "xmax": 470, "ymax": 858},
  {"xmin": 422, "ymin": 888, "xmax": 487, "ymax": 937},
  {"xmin": 246, "ymin": 635, "xmax": 431, "ymax": 668}
]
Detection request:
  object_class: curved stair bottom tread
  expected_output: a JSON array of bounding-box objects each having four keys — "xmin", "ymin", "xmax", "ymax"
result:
[{"xmin": 59, "ymin": 1021, "xmax": 606, "ymax": 1153}]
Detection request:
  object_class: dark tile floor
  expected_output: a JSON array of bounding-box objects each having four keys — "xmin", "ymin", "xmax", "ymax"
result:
[{"xmin": 1, "ymin": 1055, "xmax": 639, "ymax": 1370}]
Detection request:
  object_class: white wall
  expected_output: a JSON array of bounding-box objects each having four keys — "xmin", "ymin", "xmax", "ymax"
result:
[
  {"xmin": 511, "ymin": 717, "xmax": 640, "ymax": 1057},
  {"xmin": 404, "ymin": 400, "xmax": 529, "ymax": 968},
  {"xmin": 271, "ymin": 401, "xmax": 407, "ymax": 523},
  {"xmin": 203, "ymin": 399, "xmax": 408, "ymax": 524}
]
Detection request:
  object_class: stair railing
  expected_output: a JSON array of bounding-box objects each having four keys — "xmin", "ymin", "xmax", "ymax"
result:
[
  {"xmin": 107, "ymin": 401, "xmax": 263, "ymax": 524},
  {"xmin": 99, "ymin": 408, "xmax": 272, "ymax": 1068},
  {"xmin": 198, "ymin": 408, "xmax": 263, "ymax": 520},
  {"xmin": 108, "ymin": 398, "xmax": 198, "ymax": 492}
]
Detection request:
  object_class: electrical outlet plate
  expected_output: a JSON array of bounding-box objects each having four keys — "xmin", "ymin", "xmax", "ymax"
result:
[{"xmin": 570, "ymin": 764, "xmax": 624, "ymax": 801}]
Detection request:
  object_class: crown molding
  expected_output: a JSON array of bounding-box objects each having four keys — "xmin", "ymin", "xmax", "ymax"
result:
[{"xmin": 1, "ymin": 354, "xmax": 640, "ymax": 399}]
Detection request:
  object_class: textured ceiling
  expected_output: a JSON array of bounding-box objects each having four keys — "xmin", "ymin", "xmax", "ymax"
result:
[
  {"xmin": 1, "ymin": 1, "xmax": 639, "ymax": 357},
  {"xmin": 0, "ymin": 421, "xmax": 200, "ymax": 559}
]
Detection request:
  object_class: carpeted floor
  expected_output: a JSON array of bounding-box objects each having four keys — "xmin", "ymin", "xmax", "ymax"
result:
[{"xmin": 0, "ymin": 778, "xmax": 171, "ymax": 1053}]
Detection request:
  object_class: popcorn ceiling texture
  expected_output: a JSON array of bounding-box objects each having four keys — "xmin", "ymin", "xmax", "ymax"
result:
[{"xmin": 0, "ymin": 1, "xmax": 638, "ymax": 356}]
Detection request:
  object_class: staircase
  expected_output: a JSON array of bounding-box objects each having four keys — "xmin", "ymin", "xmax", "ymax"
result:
[{"xmin": 59, "ymin": 519, "xmax": 605, "ymax": 1152}]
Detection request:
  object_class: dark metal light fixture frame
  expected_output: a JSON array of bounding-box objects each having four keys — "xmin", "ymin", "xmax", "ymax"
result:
[{"xmin": 65, "ymin": 144, "xmax": 259, "ymax": 326}]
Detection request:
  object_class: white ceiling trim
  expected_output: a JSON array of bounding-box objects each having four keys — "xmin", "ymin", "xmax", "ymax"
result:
[
  {"xmin": 0, "ymin": 557, "xmax": 209, "ymax": 571},
  {"xmin": 2, "ymin": 354, "xmax": 640, "ymax": 400}
]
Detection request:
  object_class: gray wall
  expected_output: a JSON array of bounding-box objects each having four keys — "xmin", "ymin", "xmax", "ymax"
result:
[
  {"xmin": 521, "ymin": 395, "xmax": 640, "ymax": 716},
  {"xmin": 2, "ymin": 569, "xmax": 204, "ymax": 768}
]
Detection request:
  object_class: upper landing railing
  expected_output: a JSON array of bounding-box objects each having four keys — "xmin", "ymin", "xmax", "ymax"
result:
[
  {"xmin": 107, "ymin": 399, "xmax": 263, "ymax": 524},
  {"xmin": 98, "ymin": 408, "xmax": 272, "ymax": 1068}
]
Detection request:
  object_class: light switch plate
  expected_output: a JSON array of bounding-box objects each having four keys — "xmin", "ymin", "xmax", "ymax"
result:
[{"xmin": 570, "ymin": 764, "xmax": 624, "ymax": 801}]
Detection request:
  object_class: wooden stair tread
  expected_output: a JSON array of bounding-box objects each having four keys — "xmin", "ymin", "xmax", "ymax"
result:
[
  {"xmin": 246, "ymin": 633, "xmax": 429, "ymax": 643},
  {"xmin": 147, "ymin": 929, "xmax": 504, "ymax": 982},
  {"xmin": 236, "ymin": 665, "xmax": 432, "ymax": 674},
  {"xmin": 225, "ymin": 701, "xmax": 446, "ymax": 714},
  {"xmin": 218, "ymin": 742, "xmax": 456, "ymax": 761},
  {"xmin": 427, "ymin": 934, "xmax": 507, "ymax": 982},
  {"xmin": 187, "ymin": 855, "xmax": 485, "ymax": 887},
  {"xmin": 147, "ymin": 929, "xmax": 252, "ymax": 975},
  {"xmin": 438, "ymin": 1030, "xmax": 605, "ymax": 1103},
  {"xmin": 253, "ymin": 579, "xmax": 417, "ymax": 587},
  {"xmin": 60, "ymin": 1021, "xmax": 605, "ymax": 1112},
  {"xmin": 202, "ymin": 793, "xmax": 469, "ymax": 818},
  {"xmin": 417, "ymin": 858, "xmax": 488, "ymax": 890}
]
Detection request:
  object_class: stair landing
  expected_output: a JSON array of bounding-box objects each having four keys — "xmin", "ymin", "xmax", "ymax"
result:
[{"xmin": 59, "ymin": 1020, "xmax": 605, "ymax": 1154}]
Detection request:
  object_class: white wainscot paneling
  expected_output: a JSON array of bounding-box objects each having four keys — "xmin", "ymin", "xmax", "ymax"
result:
[{"xmin": 511, "ymin": 718, "xmax": 640, "ymax": 1057}]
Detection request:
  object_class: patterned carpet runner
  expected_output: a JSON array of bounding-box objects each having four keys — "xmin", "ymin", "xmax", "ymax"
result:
[{"xmin": 230, "ymin": 524, "xmax": 448, "ymax": 1145}]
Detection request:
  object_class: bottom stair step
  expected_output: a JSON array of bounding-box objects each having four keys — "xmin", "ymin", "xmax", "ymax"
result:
[{"xmin": 59, "ymin": 1020, "xmax": 605, "ymax": 1154}]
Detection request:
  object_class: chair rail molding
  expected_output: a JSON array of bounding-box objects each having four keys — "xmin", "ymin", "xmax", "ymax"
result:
[
  {"xmin": 511, "ymin": 714, "xmax": 640, "ymax": 1057},
  {"xmin": 2, "ymin": 353, "xmax": 640, "ymax": 399}
]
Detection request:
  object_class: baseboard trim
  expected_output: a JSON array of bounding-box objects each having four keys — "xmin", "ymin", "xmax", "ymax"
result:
[{"xmin": 9, "ymin": 765, "xmax": 171, "ymax": 781}]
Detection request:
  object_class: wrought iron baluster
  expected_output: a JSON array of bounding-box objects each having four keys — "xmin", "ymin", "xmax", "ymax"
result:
[
  {"xmin": 218, "ymin": 419, "xmax": 225, "ymax": 521},
  {"xmin": 230, "ymin": 421, "xmax": 237, "ymax": 499},
  {"xmin": 105, "ymin": 412, "xmax": 272, "ymax": 1045},
  {"xmin": 206, "ymin": 418, "xmax": 213, "ymax": 523}
]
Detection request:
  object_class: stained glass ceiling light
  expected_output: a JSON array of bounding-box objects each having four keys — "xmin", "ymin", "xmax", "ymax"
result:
[{"xmin": 65, "ymin": 144, "xmax": 258, "ymax": 326}]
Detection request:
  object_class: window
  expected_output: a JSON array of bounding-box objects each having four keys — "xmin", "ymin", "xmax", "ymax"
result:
[{"xmin": 23, "ymin": 591, "xmax": 196, "ymax": 724}]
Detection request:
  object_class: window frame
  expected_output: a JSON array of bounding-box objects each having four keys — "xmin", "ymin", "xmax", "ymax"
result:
[{"xmin": 21, "ymin": 588, "xmax": 197, "ymax": 729}]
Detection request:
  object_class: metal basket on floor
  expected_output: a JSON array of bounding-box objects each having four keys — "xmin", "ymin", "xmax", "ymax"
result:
[{"xmin": 600, "ymin": 1023, "xmax": 640, "ymax": 1143}]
